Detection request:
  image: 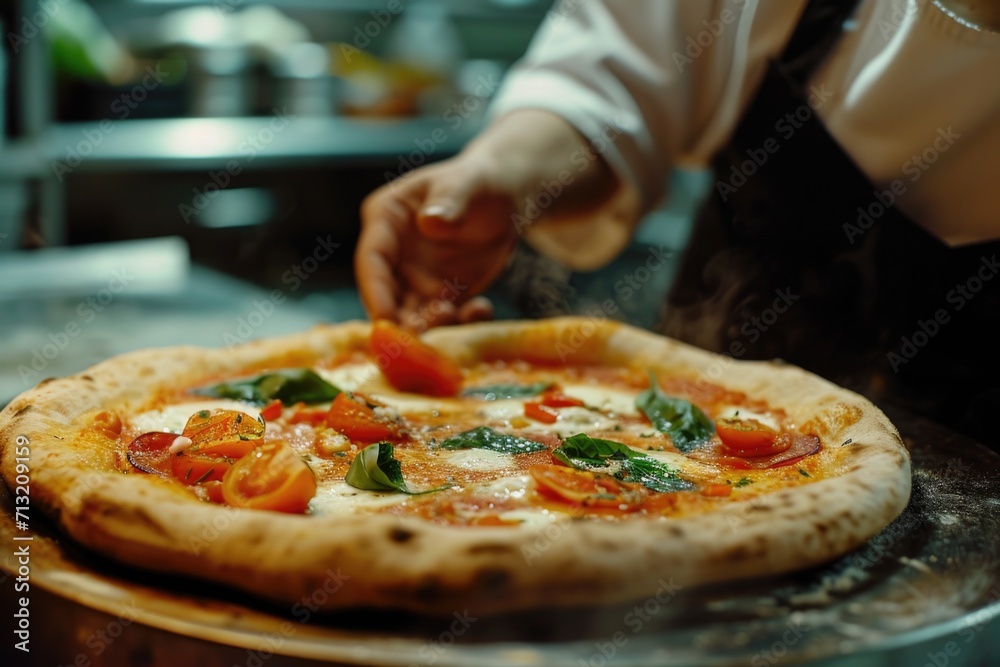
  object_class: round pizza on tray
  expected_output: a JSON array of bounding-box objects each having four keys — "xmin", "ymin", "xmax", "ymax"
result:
[{"xmin": 0, "ymin": 318, "xmax": 910, "ymax": 615}]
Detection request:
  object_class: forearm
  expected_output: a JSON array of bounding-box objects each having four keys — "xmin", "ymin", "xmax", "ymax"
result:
[{"xmin": 464, "ymin": 109, "xmax": 621, "ymax": 219}]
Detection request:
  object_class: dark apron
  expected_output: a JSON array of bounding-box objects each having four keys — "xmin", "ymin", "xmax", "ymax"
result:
[{"xmin": 662, "ymin": 0, "xmax": 1000, "ymax": 449}]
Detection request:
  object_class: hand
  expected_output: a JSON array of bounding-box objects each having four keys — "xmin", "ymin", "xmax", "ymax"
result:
[
  {"xmin": 356, "ymin": 151, "xmax": 520, "ymax": 329},
  {"xmin": 355, "ymin": 110, "xmax": 623, "ymax": 329}
]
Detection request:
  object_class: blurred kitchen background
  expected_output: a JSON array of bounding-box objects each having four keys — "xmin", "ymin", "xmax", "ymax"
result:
[{"xmin": 0, "ymin": 0, "xmax": 707, "ymax": 403}]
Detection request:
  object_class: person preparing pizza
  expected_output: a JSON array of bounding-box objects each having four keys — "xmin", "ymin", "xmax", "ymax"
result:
[{"xmin": 354, "ymin": 0, "xmax": 1000, "ymax": 449}]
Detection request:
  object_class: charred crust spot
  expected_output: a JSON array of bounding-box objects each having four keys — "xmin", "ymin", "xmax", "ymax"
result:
[
  {"xmin": 80, "ymin": 375, "xmax": 95, "ymax": 382},
  {"xmin": 389, "ymin": 528, "xmax": 413, "ymax": 544},
  {"xmin": 746, "ymin": 504, "xmax": 773, "ymax": 513},
  {"xmin": 37, "ymin": 378, "xmax": 56, "ymax": 386},
  {"xmin": 815, "ymin": 523, "xmax": 829, "ymax": 534},
  {"xmin": 668, "ymin": 525, "xmax": 685, "ymax": 538},
  {"xmin": 474, "ymin": 568, "xmax": 511, "ymax": 592},
  {"xmin": 13, "ymin": 405, "xmax": 33, "ymax": 417},
  {"xmin": 467, "ymin": 543, "xmax": 511, "ymax": 555}
]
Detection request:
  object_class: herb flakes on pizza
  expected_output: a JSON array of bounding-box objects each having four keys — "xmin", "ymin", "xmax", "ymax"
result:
[{"xmin": 0, "ymin": 318, "xmax": 910, "ymax": 615}]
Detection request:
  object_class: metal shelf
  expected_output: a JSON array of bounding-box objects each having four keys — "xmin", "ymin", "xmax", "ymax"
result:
[{"xmin": 0, "ymin": 114, "xmax": 482, "ymax": 176}]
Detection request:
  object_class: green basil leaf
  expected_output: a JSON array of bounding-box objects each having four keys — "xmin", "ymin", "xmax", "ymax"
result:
[
  {"xmin": 554, "ymin": 433, "xmax": 638, "ymax": 462},
  {"xmin": 552, "ymin": 433, "xmax": 695, "ymax": 493},
  {"xmin": 635, "ymin": 371, "xmax": 714, "ymax": 452},
  {"xmin": 461, "ymin": 382, "xmax": 552, "ymax": 400},
  {"xmin": 618, "ymin": 457, "xmax": 696, "ymax": 493},
  {"xmin": 345, "ymin": 442, "xmax": 408, "ymax": 493},
  {"xmin": 439, "ymin": 426, "xmax": 547, "ymax": 454},
  {"xmin": 194, "ymin": 369, "xmax": 341, "ymax": 406}
]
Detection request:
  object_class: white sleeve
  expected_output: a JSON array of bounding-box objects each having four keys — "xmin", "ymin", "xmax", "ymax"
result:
[{"xmin": 487, "ymin": 0, "xmax": 802, "ymax": 267}]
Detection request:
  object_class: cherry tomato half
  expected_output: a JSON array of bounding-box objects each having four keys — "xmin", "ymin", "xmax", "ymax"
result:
[
  {"xmin": 524, "ymin": 401, "xmax": 559, "ymax": 424},
  {"xmin": 325, "ymin": 393, "xmax": 400, "ymax": 442},
  {"xmin": 539, "ymin": 391, "xmax": 585, "ymax": 408},
  {"xmin": 716, "ymin": 418, "xmax": 786, "ymax": 458},
  {"xmin": 529, "ymin": 464, "xmax": 644, "ymax": 511},
  {"xmin": 222, "ymin": 443, "xmax": 316, "ymax": 513},
  {"xmin": 370, "ymin": 320, "xmax": 462, "ymax": 397}
]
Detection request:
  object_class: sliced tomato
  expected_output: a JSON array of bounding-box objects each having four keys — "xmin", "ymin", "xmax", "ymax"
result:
[
  {"xmin": 198, "ymin": 480, "xmax": 226, "ymax": 504},
  {"xmin": 717, "ymin": 434, "xmax": 821, "ymax": 469},
  {"xmin": 539, "ymin": 391, "xmax": 585, "ymax": 408},
  {"xmin": 260, "ymin": 399, "xmax": 283, "ymax": 421},
  {"xmin": 172, "ymin": 451, "xmax": 232, "ymax": 485},
  {"xmin": 289, "ymin": 407, "xmax": 328, "ymax": 426},
  {"xmin": 183, "ymin": 409, "xmax": 264, "ymax": 444},
  {"xmin": 325, "ymin": 393, "xmax": 399, "ymax": 441},
  {"xmin": 524, "ymin": 401, "xmax": 559, "ymax": 424},
  {"xmin": 370, "ymin": 320, "xmax": 462, "ymax": 397},
  {"xmin": 222, "ymin": 443, "xmax": 316, "ymax": 513},
  {"xmin": 126, "ymin": 432, "xmax": 177, "ymax": 475},
  {"xmin": 701, "ymin": 484, "xmax": 733, "ymax": 497},
  {"xmin": 529, "ymin": 464, "xmax": 645, "ymax": 511},
  {"xmin": 716, "ymin": 418, "xmax": 785, "ymax": 457}
]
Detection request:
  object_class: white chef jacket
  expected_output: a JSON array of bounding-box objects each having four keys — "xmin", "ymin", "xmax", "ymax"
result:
[{"xmin": 489, "ymin": 0, "xmax": 1000, "ymax": 269}]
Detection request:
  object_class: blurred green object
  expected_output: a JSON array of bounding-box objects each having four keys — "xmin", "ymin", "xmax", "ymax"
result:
[{"xmin": 47, "ymin": 0, "xmax": 133, "ymax": 82}]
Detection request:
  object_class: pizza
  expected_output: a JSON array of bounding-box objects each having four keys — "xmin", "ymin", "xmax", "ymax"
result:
[{"xmin": 0, "ymin": 318, "xmax": 910, "ymax": 615}]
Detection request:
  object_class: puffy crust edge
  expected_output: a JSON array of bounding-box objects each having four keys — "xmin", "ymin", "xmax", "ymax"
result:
[{"xmin": 0, "ymin": 318, "xmax": 910, "ymax": 615}]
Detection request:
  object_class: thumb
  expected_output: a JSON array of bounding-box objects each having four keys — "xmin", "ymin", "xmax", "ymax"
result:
[{"xmin": 415, "ymin": 174, "xmax": 479, "ymax": 240}]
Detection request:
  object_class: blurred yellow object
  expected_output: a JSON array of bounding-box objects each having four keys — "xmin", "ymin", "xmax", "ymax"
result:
[{"xmin": 329, "ymin": 43, "xmax": 443, "ymax": 118}]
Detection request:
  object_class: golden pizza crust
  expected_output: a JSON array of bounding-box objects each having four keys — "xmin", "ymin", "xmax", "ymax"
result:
[{"xmin": 0, "ymin": 319, "xmax": 910, "ymax": 615}]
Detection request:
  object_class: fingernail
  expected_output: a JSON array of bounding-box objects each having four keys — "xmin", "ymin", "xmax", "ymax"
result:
[{"xmin": 421, "ymin": 204, "xmax": 453, "ymax": 221}]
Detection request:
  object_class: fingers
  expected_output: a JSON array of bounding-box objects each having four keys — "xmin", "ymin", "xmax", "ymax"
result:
[
  {"xmin": 356, "ymin": 187, "xmax": 419, "ymax": 322},
  {"xmin": 416, "ymin": 171, "xmax": 481, "ymax": 240},
  {"xmin": 458, "ymin": 296, "xmax": 495, "ymax": 323}
]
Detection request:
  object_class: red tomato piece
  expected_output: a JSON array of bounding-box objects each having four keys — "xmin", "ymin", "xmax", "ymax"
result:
[
  {"xmin": 716, "ymin": 418, "xmax": 786, "ymax": 457},
  {"xmin": 701, "ymin": 484, "xmax": 733, "ymax": 497},
  {"xmin": 524, "ymin": 401, "xmax": 558, "ymax": 424},
  {"xmin": 222, "ymin": 443, "xmax": 316, "ymax": 513},
  {"xmin": 288, "ymin": 407, "xmax": 328, "ymax": 426},
  {"xmin": 260, "ymin": 399, "xmax": 283, "ymax": 421},
  {"xmin": 539, "ymin": 391, "xmax": 585, "ymax": 408},
  {"xmin": 370, "ymin": 320, "xmax": 462, "ymax": 396},
  {"xmin": 529, "ymin": 464, "xmax": 644, "ymax": 511},
  {"xmin": 172, "ymin": 451, "xmax": 232, "ymax": 485},
  {"xmin": 325, "ymin": 393, "xmax": 399, "ymax": 442}
]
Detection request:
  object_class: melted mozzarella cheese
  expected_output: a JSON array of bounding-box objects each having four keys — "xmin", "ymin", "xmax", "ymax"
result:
[
  {"xmin": 440, "ymin": 448, "xmax": 515, "ymax": 472},
  {"xmin": 523, "ymin": 406, "xmax": 620, "ymax": 436},
  {"xmin": 308, "ymin": 480, "xmax": 408, "ymax": 515},
  {"xmin": 129, "ymin": 400, "xmax": 259, "ymax": 434},
  {"xmin": 315, "ymin": 362, "xmax": 381, "ymax": 394},
  {"xmin": 560, "ymin": 383, "xmax": 640, "ymax": 416}
]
